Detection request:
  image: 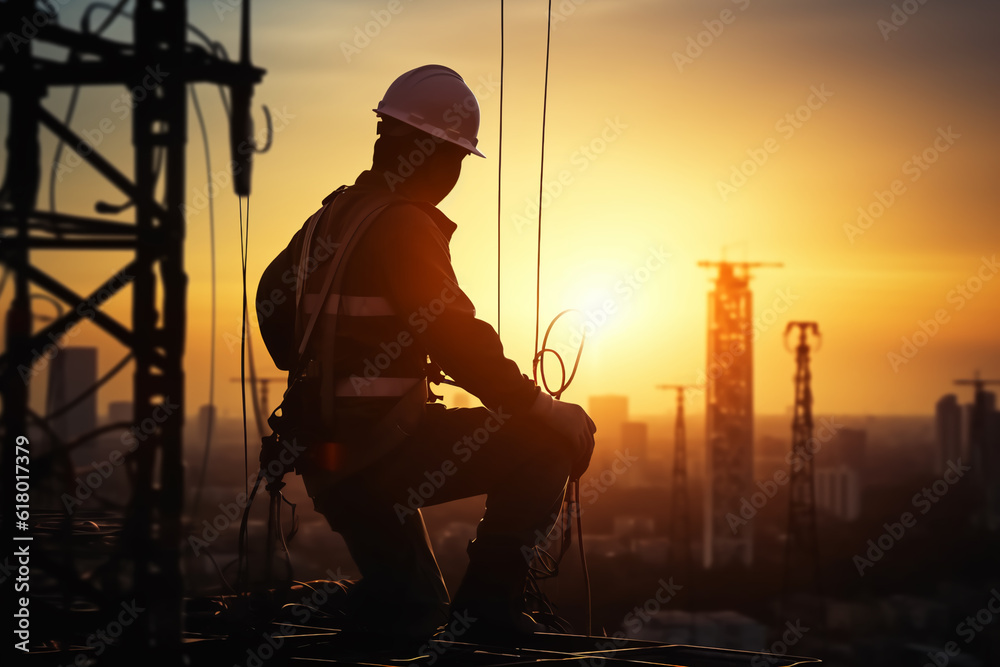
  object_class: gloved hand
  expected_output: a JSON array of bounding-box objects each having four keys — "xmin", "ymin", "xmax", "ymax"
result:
[{"xmin": 529, "ymin": 392, "xmax": 597, "ymax": 479}]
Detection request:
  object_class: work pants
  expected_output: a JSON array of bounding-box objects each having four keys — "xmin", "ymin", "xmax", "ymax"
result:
[{"xmin": 302, "ymin": 403, "xmax": 575, "ymax": 629}]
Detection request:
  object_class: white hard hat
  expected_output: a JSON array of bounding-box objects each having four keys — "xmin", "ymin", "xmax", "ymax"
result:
[{"xmin": 374, "ymin": 65, "xmax": 485, "ymax": 158}]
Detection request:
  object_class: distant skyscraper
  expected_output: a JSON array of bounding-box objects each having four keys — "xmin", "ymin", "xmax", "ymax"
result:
[
  {"xmin": 954, "ymin": 374, "xmax": 1000, "ymax": 531},
  {"xmin": 589, "ymin": 395, "xmax": 629, "ymax": 435},
  {"xmin": 48, "ymin": 347, "xmax": 98, "ymax": 456},
  {"xmin": 935, "ymin": 394, "xmax": 962, "ymax": 476},
  {"xmin": 700, "ymin": 262, "xmax": 776, "ymax": 569},
  {"xmin": 98, "ymin": 400, "xmax": 134, "ymax": 461},
  {"xmin": 985, "ymin": 411, "xmax": 1000, "ymax": 530},
  {"xmin": 620, "ymin": 421, "xmax": 648, "ymax": 488},
  {"xmin": 969, "ymin": 391, "xmax": 1000, "ymax": 530},
  {"xmin": 621, "ymin": 421, "xmax": 648, "ymax": 460},
  {"xmin": 589, "ymin": 395, "xmax": 629, "ymax": 470},
  {"xmin": 970, "ymin": 390, "xmax": 996, "ymax": 474},
  {"xmin": 820, "ymin": 427, "xmax": 867, "ymax": 473},
  {"xmin": 815, "ymin": 465, "xmax": 861, "ymax": 521}
]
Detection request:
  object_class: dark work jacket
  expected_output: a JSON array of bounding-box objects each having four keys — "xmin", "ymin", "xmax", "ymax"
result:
[{"xmin": 256, "ymin": 170, "xmax": 539, "ymax": 447}]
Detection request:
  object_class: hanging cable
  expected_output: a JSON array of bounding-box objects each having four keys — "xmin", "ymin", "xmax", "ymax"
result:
[
  {"xmin": 521, "ymin": 0, "xmax": 593, "ymax": 636},
  {"xmin": 234, "ymin": 193, "xmax": 294, "ymax": 595},
  {"xmin": 528, "ymin": 0, "xmax": 587, "ymax": 401},
  {"xmin": 239, "ymin": 196, "xmax": 250, "ymax": 501},
  {"xmin": 189, "ymin": 83, "xmax": 217, "ymax": 522},
  {"xmin": 49, "ymin": 84, "xmax": 79, "ymax": 217},
  {"xmin": 575, "ymin": 481, "xmax": 591, "ymax": 635},
  {"xmin": 533, "ymin": 309, "xmax": 585, "ymax": 400},
  {"xmin": 236, "ymin": 194, "xmax": 252, "ymax": 595},
  {"xmin": 44, "ymin": 352, "xmax": 133, "ymax": 423},
  {"xmin": 49, "ymin": 0, "xmax": 129, "ymax": 218},
  {"xmin": 244, "ymin": 308, "xmax": 266, "ymax": 438},
  {"xmin": 533, "ymin": 0, "xmax": 553, "ymax": 359},
  {"xmin": 82, "ymin": 2, "xmax": 238, "ymax": 117},
  {"xmin": 497, "ymin": 0, "xmax": 504, "ymax": 336}
]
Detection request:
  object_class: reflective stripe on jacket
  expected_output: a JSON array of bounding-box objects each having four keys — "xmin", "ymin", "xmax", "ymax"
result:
[{"xmin": 256, "ymin": 170, "xmax": 540, "ymax": 473}]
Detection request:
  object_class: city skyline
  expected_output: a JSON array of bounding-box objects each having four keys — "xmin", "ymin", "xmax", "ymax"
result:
[
  {"xmin": 4, "ymin": 1, "xmax": 998, "ymax": 421},
  {"xmin": 4, "ymin": 2, "xmax": 998, "ymax": 664}
]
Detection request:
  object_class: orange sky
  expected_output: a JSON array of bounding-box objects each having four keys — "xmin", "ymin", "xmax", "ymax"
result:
[{"xmin": 3, "ymin": 0, "xmax": 999, "ymax": 421}]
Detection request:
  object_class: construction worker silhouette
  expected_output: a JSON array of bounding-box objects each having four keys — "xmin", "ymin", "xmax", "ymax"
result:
[{"xmin": 257, "ymin": 65, "xmax": 596, "ymax": 642}]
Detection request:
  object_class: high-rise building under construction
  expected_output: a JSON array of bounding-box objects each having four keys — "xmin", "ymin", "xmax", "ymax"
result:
[{"xmin": 699, "ymin": 261, "xmax": 780, "ymax": 568}]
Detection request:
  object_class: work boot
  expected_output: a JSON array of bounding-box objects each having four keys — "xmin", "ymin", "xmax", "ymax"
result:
[{"xmin": 449, "ymin": 539, "xmax": 546, "ymax": 643}]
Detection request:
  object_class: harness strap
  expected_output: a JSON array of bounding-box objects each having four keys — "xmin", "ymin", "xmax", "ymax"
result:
[
  {"xmin": 301, "ymin": 293, "xmax": 394, "ymax": 317},
  {"xmin": 304, "ymin": 379, "xmax": 427, "ymax": 477},
  {"xmin": 297, "ymin": 200, "xmax": 392, "ymax": 359},
  {"xmin": 282, "ymin": 192, "xmax": 395, "ymax": 399},
  {"xmin": 333, "ymin": 376, "xmax": 421, "ymax": 398},
  {"xmin": 278, "ymin": 190, "xmax": 429, "ymax": 480}
]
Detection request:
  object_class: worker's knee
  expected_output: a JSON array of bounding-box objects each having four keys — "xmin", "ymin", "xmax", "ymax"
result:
[{"xmin": 516, "ymin": 414, "xmax": 575, "ymax": 478}]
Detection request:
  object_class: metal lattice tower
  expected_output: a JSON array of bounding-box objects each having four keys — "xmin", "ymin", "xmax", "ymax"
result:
[
  {"xmin": 657, "ymin": 383, "xmax": 697, "ymax": 628},
  {"xmin": 0, "ymin": 0, "xmax": 264, "ymax": 660},
  {"xmin": 782, "ymin": 322, "xmax": 822, "ymax": 604},
  {"xmin": 657, "ymin": 384, "xmax": 693, "ymax": 573},
  {"xmin": 698, "ymin": 260, "xmax": 781, "ymax": 568}
]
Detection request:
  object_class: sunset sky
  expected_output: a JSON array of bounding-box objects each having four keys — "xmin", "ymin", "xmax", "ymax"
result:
[{"xmin": 3, "ymin": 0, "xmax": 999, "ymax": 422}]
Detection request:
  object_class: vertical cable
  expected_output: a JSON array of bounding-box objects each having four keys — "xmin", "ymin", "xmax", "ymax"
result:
[
  {"xmin": 237, "ymin": 194, "xmax": 252, "ymax": 594},
  {"xmin": 534, "ymin": 0, "xmax": 553, "ymax": 356},
  {"xmin": 189, "ymin": 84, "xmax": 217, "ymax": 520},
  {"xmin": 530, "ymin": 2, "xmax": 593, "ymax": 634},
  {"xmin": 497, "ymin": 0, "xmax": 504, "ymax": 336},
  {"xmin": 239, "ymin": 196, "xmax": 249, "ymax": 499}
]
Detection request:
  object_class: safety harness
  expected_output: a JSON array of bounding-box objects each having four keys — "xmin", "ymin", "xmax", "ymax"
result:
[{"xmin": 261, "ymin": 187, "xmax": 427, "ymax": 485}]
